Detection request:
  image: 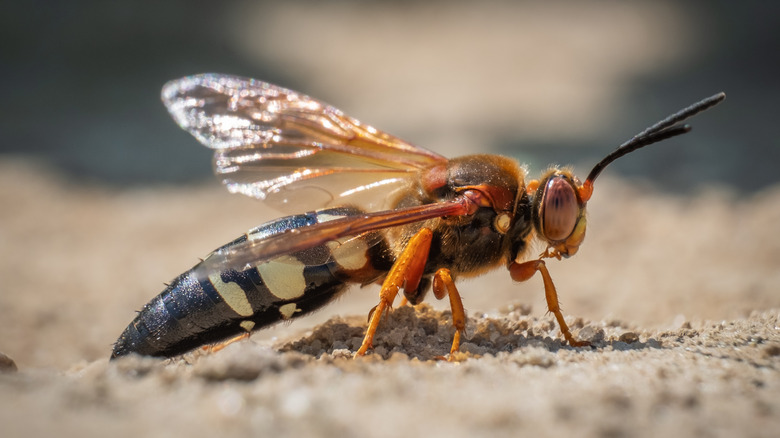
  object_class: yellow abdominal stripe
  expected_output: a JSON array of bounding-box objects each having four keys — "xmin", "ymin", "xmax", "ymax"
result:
[
  {"xmin": 208, "ymin": 234, "xmax": 370, "ymax": 328},
  {"xmin": 256, "ymin": 256, "xmax": 306, "ymax": 300},
  {"xmin": 278, "ymin": 303, "xmax": 298, "ymax": 319},
  {"xmin": 326, "ymin": 238, "xmax": 369, "ymax": 271},
  {"xmin": 208, "ymin": 273, "xmax": 253, "ymax": 317}
]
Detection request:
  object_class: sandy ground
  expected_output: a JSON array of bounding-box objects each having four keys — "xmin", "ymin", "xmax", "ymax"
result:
[{"xmin": 1, "ymin": 159, "xmax": 779, "ymax": 437}]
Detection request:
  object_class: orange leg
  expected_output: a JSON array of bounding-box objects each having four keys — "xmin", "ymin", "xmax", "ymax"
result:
[
  {"xmin": 509, "ymin": 259, "xmax": 589, "ymax": 347},
  {"xmin": 432, "ymin": 268, "xmax": 466, "ymax": 359},
  {"xmin": 355, "ymin": 228, "xmax": 433, "ymax": 358},
  {"xmin": 204, "ymin": 331, "xmax": 251, "ymax": 354}
]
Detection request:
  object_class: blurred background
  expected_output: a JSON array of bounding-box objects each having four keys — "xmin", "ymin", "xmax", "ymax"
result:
[
  {"xmin": 3, "ymin": 0, "xmax": 778, "ymax": 190},
  {"xmin": 2, "ymin": 0, "xmax": 780, "ymax": 369}
]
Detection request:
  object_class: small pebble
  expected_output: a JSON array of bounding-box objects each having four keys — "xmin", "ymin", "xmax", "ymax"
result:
[
  {"xmin": 0, "ymin": 352, "xmax": 17, "ymax": 373},
  {"xmin": 762, "ymin": 343, "xmax": 780, "ymax": 358},
  {"xmin": 578, "ymin": 326, "xmax": 605, "ymax": 343},
  {"xmin": 619, "ymin": 332, "xmax": 640, "ymax": 344}
]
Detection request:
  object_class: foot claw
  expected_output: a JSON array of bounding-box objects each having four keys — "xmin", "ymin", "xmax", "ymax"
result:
[{"xmin": 568, "ymin": 339, "xmax": 591, "ymax": 348}]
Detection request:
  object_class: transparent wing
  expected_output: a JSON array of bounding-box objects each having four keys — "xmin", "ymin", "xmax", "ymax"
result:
[
  {"xmin": 162, "ymin": 73, "xmax": 447, "ymax": 211},
  {"xmin": 193, "ymin": 196, "xmax": 474, "ymax": 279}
]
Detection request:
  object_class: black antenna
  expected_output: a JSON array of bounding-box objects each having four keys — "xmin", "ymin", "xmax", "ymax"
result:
[{"xmin": 584, "ymin": 92, "xmax": 726, "ymax": 186}]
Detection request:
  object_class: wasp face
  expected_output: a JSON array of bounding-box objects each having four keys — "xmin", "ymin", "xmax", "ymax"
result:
[{"xmin": 532, "ymin": 170, "xmax": 587, "ymax": 258}]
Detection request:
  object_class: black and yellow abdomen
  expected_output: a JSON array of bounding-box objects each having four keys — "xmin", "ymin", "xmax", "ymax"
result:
[{"xmin": 111, "ymin": 207, "xmax": 393, "ymax": 359}]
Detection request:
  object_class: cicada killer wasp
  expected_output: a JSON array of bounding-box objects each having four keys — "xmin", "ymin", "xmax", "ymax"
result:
[{"xmin": 111, "ymin": 74, "xmax": 724, "ymax": 359}]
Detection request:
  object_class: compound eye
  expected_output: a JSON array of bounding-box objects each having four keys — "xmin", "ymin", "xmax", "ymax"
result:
[{"xmin": 540, "ymin": 176, "xmax": 579, "ymax": 242}]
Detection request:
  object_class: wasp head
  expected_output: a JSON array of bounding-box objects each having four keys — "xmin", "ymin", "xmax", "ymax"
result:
[
  {"xmin": 529, "ymin": 169, "xmax": 588, "ymax": 259},
  {"xmin": 528, "ymin": 92, "xmax": 726, "ymax": 260}
]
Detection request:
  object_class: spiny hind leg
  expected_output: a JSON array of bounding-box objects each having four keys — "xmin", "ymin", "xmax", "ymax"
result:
[
  {"xmin": 432, "ymin": 268, "xmax": 466, "ymax": 360},
  {"xmin": 204, "ymin": 320, "xmax": 260, "ymax": 354},
  {"xmin": 204, "ymin": 331, "xmax": 251, "ymax": 354},
  {"xmin": 509, "ymin": 259, "xmax": 589, "ymax": 347},
  {"xmin": 354, "ymin": 228, "xmax": 433, "ymax": 358}
]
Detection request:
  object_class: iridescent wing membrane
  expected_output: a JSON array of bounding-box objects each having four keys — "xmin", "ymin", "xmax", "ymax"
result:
[
  {"xmin": 162, "ymin": 74, "xmax": 446, "ymax": 211},
  {"xmin": 162, "ymin": 74, "xmax": 468, "ymax": 273}
]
